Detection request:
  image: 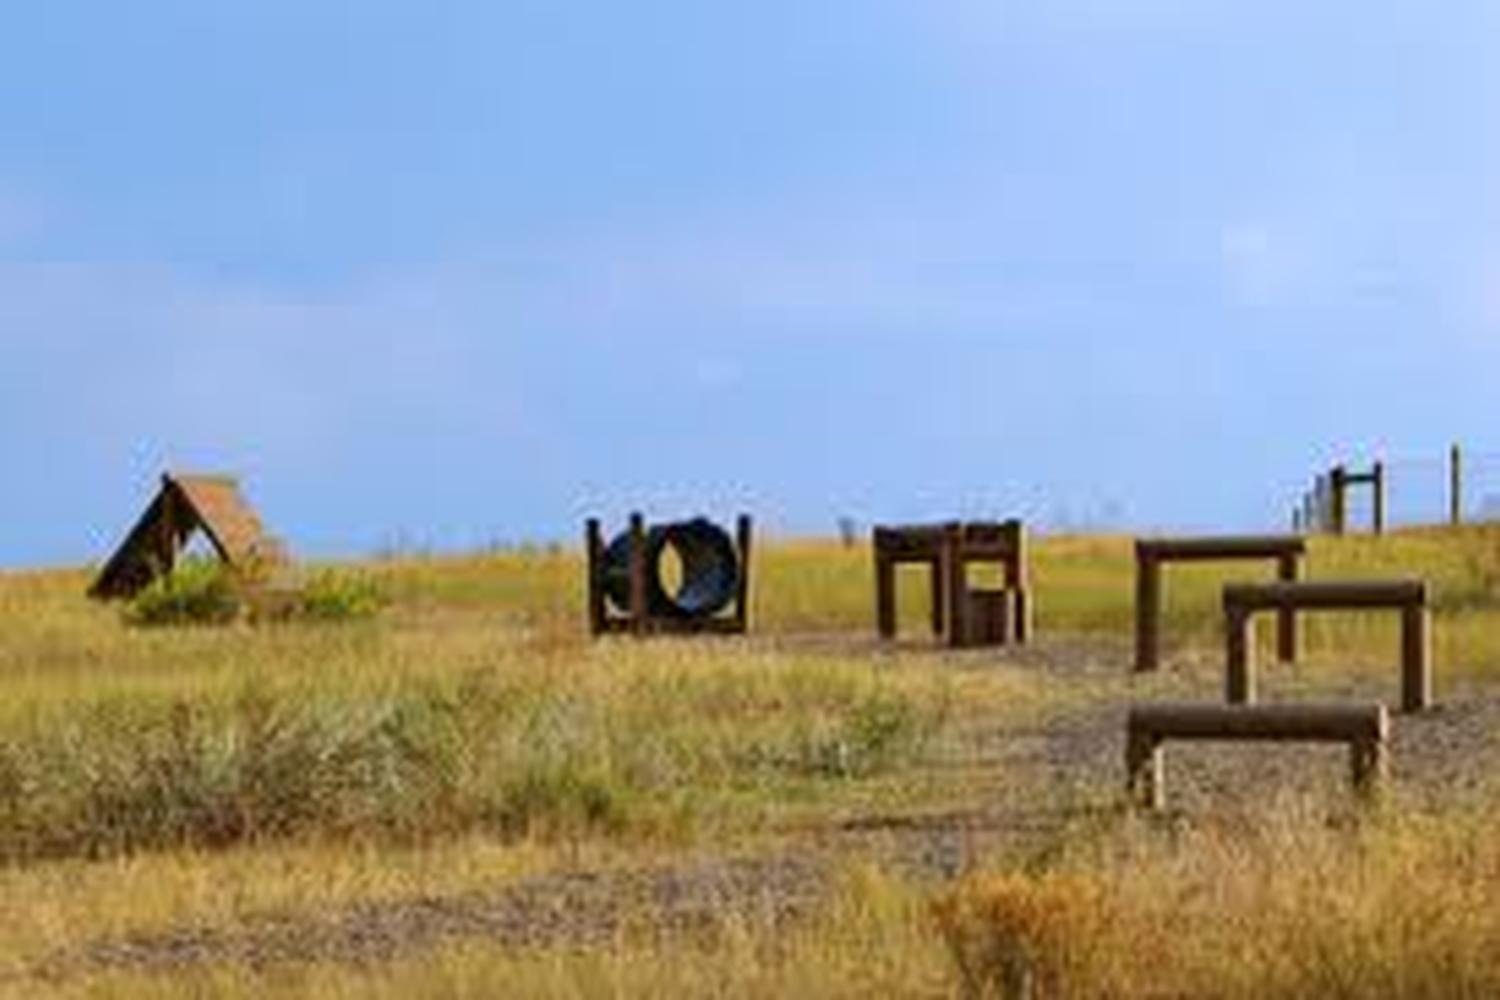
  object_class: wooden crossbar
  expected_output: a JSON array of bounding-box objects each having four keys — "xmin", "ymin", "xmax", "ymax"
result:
[
  {"xmin": 1126, "ymin": 702, "xmax": 1389, "ymax": 810},
  {"xmin": 1222, "ymin": 579, "xmax": 1432, "ymax": 712},
  {"xmin": 1134, "ymin": 535, "xmax": 1305, "ymax": 672},
  {"xmin": 1136, "ymin": 536, "xmax": 1306, "ymax": 561},
  {"xmin": 1223, "ymin": 579, "xmax": 1425, "ymax": 611}
]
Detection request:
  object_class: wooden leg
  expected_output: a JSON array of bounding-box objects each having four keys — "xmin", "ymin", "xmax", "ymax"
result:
[
  {"xmin": 1226, "ymin": 608, "xmax": 1255, "ymax": 704},
  {"xmin": 1401, "ymin": 605, "xmax": 1432, "ymax": 712},
  {"xmin": 1135, "ymin": 556, "xmax": 1161, "ymax": 672},
  {"xmin": 875, "ymin": 553, "xmax": 897, "ymax": 640},
  {"xmin": 1126, "ymin": 733, "xmax": 1164, "ymax": 810},
  {"xmin": 928, "ymin": 558, "xmax": 945, "ymax": 636},
  {"xmin": 1276, "ymin": 554, "xmax": 1300, "ymax": 663},
  {"xmin": 943, "ymin": 527, "xmax": 967, "ymax": 649}
]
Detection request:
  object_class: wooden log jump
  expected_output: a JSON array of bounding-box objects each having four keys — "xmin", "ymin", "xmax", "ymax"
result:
[
  {"xmin": 1126, "ymin": 702, "xmax": 1390, "ymax": 810},
  {"xmin": 873, "ymin": 520, "xmax": 1031, "ymax": 648},
  {"xmin": 1222, "ymin": 579, "xmax": 1432, "ymax": 712},
  {"xmin": 1134, "ymin": 536, "xmax": 1306, "ymax": 673}
]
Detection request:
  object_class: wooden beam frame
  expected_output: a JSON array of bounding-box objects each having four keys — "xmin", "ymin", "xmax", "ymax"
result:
[
  {"xmin": 1222, "ymin": 579, "xmax": 1432, "ymax": 712},
  {"xmin": 1133, "ymin": 536, "xmax": 1305, "ymax": 673}
]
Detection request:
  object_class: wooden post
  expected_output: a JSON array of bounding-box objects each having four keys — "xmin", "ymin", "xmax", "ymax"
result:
[
  {"xmin": 1401, "ymin": 604, "xmax": 1432, "ymax": 712},
  {"xmin": 1276, "ymin": 552, "xmax": 1299, "ymax": 663},
  {"xmin": 942, "ymin": 523, "xmax": 967, "ymax": 649},
  {"xmin": 874, "ymin": 545, "xmax": 897, "ymax": 640},
  {"xmin": 1450, "ymin": 444, "xmax": 1463, "ymax": 526},
  {"xmin": 628, "ymin": 512, "xmax": 648, "ymax": 637},
  {"xmin": 928, "ymin": 557, "xmax": 945, "ymax": 636},
  {"xmin": 585, "ymin": 518, "xmax": 606, "ymax": 635},
  {"xmin": 1006, "ymin": 520, "xmax": 1032, "ymax": 644},
  {"xmin": 1225, "ymin": 608, "xmax": 1254, "ymax": 704},
  {"xmin": 734, "ymin": 514, "xmax": 752, "ymax": 633},
  {"xmin": 1372, "ymin": 461, "xmax": 1386, "ymax": 535},
  {"xmin": 1125, "ymin": 733, "xmax": 1164, "ymax": 811},
  {"xmin": 1134, "ymin": 549, "xmax": 1161, "ymax": 672},
  {"xmin": 1330, "ymin": 466, "xmax": 1348, "ymax": 536}
]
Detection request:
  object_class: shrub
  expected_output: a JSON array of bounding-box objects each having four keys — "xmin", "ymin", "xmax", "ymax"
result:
[
  {"xmin": 124, "ymin": 558, "xmax": 243, "ymax": 627},
  {"xmin": 291, "ymin": 569, "xmax": 386, "ymax": 622}
]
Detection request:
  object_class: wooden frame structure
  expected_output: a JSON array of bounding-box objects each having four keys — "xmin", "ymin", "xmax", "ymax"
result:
[
  {"xmin": 873, "ymin": 520, "xmax": 1031, "ymax": 648},
  {"xmin": 1134, "ymin": 536, "xmax": 1305, "ymax": 673},
  {"xmin": 1126, "ymin": 702, "xmax": 1389, "ymax": 811},
  {"xmin": 1328, "ymin": 463, "xmax": 1386, "ymax": 535},
  {"xmin": 90, "ymin": 473, "xmax": 284, "ymax": 600},
  {"xmin": 585, "ymin": 513, "xmax": 752, "ymax": 637},
  {"xmin": 1222, "ymin": 579, "xmax": 1432, "ymax": 712}
]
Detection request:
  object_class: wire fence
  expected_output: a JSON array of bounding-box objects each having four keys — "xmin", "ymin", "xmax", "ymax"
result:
[{"xmin": 1292, "ymin": 446, "xmax": 1500, "ymax": 534}]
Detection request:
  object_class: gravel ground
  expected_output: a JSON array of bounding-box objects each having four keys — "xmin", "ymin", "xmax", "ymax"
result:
[{"xmin": 32, "ymin": 634, "xmax": 1500, "ymax": 981}]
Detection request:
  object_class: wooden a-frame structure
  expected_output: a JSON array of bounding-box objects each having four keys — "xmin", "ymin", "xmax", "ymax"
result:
[{"xmin": 89, "ymin": 473, "xmax": 285, "ymax": 600}]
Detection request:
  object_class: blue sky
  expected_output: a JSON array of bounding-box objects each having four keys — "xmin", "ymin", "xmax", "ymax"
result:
[{"xmin": 2, "ymin": 2, "xmax": 1497, "ymax": 564}]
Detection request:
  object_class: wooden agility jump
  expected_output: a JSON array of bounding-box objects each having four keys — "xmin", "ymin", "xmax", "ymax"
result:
[
  {"xmin": 1134, "ymin": 536, "xmax": 1306, "ymax": 673},
  {"xmin": 1222, "ymin": 579, "xmax": 1432, "ymax": 712},
  {"xmin": 873, "ymin": 520, "xmax": 1031, "ymax": 648},
  {"xmin": 1126, "ymin": 702, "xmax": 1390, "ymax": 811}
]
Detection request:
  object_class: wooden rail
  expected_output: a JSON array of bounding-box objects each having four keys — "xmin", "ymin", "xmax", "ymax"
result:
[
  {"xmin": 1126, "ymin": 702, "xmax": 1389, "ymax": 810},
  {"xmin": 1222, "ymin": 579, "xmax": 1431, "ymax": 711},
  {"xmin": 1134, "ymin": 535, "xmax": 1306, "ymax": 672}
]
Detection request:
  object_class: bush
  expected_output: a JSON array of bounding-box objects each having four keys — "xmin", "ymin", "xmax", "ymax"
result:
[
  {"xmin": 124, "ymin": 562, "xmax": 386, "ymax": 627},
  {"xmin": 290, "ymin": 569, "xmax": 386, "ymax": 622},
  {"xmin": 124, "ymin": 559, "xmax": 243, "ymax": 627}
]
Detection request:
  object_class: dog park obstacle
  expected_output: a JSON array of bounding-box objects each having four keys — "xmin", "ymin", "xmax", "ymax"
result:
[
  {"xmin": 1134, "ymin": 536, "xmax": 1306, "ymax": 672},
  {"xmin": 1125, "ymin": 702, "xmax": 1390, "ymax": 811},
  {"xmin": 90, "ymin": 472, "xmax": 286, "ymax": 600},
  {"xmin": 1222, "ymin": 579, "xmax": 1432, "ymax": 712},
  {"xmin": 873, "ymin": 520, "xmax": 1031, "ymax": 648},
  {"xmin": 585, "ymin": 513, "xmax": 751, "ymax": 637}
]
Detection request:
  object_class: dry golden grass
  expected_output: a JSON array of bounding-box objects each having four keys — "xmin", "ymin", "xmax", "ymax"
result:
[{"xmin": 2, "ymin": 525, "xmax": 1500, "ymax": 995}]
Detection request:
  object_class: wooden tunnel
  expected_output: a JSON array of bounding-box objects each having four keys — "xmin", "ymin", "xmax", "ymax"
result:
[
  {"xmin": 1126, "ymin": 702, "xmax": 1390, "ymax": 811},
  {"xmin": 872, "ymin": 520, "xmax": 1031, "ymax": 649},
  {"xmin": 585, "ymin": 513, "xmax": 752, "ymax": 637},
  {"xmin": 1134, "ymin": 535, "xmax": 1306, "ymax": 673},
  {"xmin": 1221, "ymin": 579, "xmax": 1432, "ymax": 712}
]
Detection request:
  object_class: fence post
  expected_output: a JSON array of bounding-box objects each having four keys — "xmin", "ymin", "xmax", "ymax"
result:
[
  {"xmin": 1372, "ymin": 461, "xmax": 1386, "ymax": 536},
  {"xmin": 1450, "ymin": 444, "xmax": 1463, "ymax": 526},
  {"xmin": 1330, "ymin": 466, "xmax": 1348, "ymax": 536}
]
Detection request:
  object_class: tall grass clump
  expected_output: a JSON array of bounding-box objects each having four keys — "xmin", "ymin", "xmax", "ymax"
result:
[
  {"xmin": 934, "ymin": 801, "xmax": 1500, "ymax": 998},
  {"xmin": 0, "ymin": 653, "xmax": 950, "ymax": 863},
  {"xmin": 123, "ymin": 560, "xmax": 386, "ymax": 628}
]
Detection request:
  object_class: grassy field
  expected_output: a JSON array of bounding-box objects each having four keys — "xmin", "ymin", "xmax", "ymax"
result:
[{"xmin": 4, "ymin": 526, "xmax": 1500, "ymax": 996}]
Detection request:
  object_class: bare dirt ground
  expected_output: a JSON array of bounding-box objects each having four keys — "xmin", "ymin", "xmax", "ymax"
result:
[{"xmin": 30, "ymin": 633, "xmax": 1500, "ymax": 981}]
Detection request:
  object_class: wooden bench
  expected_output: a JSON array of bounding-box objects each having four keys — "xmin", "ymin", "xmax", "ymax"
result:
[
  {"xmin": 873, "ymin": 520, "xmax": 1031, "ymax": 648},
  {"xmin": 1135, "ymin": 536, "xmax": 1306, "ymax": 672},
  {"xmin": 1222, "ymin": 579, "xmax": 1432, "ymax": 712},
  {"xmin": 1126, "ymin": 702, "xmax": 1389, "ymax": 810}
]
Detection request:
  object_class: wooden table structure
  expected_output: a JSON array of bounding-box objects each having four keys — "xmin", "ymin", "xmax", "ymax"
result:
[{"xmin": 873, "ymin": 520, "xmax": 1030, "ymax": 649}]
